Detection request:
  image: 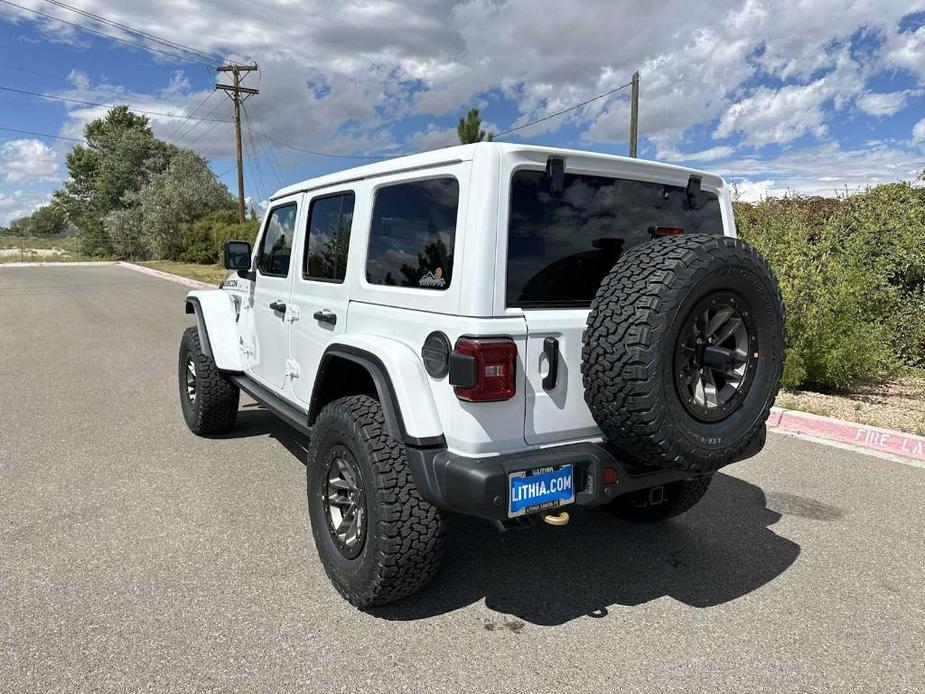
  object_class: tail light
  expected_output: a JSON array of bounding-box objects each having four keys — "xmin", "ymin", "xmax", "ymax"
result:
[
  {"xmin": 651, "ymin": 226, "xmax": 684, "ymax": 237},
  {"xmin": 449, "ymin": 337, "xmax": 517, "ymax": 402}
]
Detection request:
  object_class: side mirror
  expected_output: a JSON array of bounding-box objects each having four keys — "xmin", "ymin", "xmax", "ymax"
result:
[{"xmin": 223, "ymin": 240, "xmax": 252, "ymax": 273}]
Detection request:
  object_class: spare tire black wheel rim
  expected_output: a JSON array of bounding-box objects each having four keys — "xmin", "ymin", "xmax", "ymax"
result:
[
  {"xmin": 674, "ymin": 292, "xmax": 759, "ymax": 422},
  {"xmin": 322, "ymin": 445, "xmax": 367, "ymax": 559}
]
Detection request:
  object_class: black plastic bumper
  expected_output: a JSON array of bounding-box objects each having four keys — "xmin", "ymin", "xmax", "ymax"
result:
[{"xmin": 406, "ymin": 441, "xmax": 707, "ymax": 521}]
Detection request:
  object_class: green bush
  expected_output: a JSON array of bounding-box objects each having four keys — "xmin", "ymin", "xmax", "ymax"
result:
[
  {"xmin": 179, "ymin": 212, "xmax": 259, "ymax": 264},
  {"xmin": 736, "ymin": 182, "xmax": 925, "ymax": 392}
]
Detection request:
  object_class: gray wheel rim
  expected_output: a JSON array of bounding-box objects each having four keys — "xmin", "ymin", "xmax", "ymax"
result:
[
  {"xmin": 675, "ymin": 293, "xmax": 758, "ymax": 422},
  {"xmin": 185, "ymin": 355, "xmax": 196, "ymax": 403},
  {"xmin": 322, "ymin": 446, "xmax": 366, "ymax": 559}
]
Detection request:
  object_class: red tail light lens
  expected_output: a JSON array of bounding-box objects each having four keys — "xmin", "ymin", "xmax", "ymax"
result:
[
  {"xmin": 450, "ymin": 338, "xmax": 517, "ymax": 402},
  {"xmin": 651, "ymin": 226, "xmax": 684, "ymax": 236}
]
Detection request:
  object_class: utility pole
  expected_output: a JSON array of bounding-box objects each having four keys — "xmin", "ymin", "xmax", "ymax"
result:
[
  {"xmin": 216, "ymin": 63, "xmax": 259, "ymax": 222},
  {"xmin": 629, "ymin": 70, "xmax": 639, "ymax": 158}
]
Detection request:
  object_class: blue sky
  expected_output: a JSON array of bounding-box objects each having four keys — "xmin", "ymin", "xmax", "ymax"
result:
[{"xmin": 1, "ymin": 0, "xmax": 924, "ymax": 225}]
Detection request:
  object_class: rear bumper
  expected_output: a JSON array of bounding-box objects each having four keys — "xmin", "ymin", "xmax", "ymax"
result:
[{"xmin": 406, "ymin": 442, "xmax": 706, "ymax": 521}]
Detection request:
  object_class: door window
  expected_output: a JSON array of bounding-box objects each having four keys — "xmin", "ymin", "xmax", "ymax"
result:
[
  {"xmin": 304, "ymin": 192, "xmax": 355, "ymax": 282},
  {"xmin": 366, "ymin": 177, "xmax": 459, "ymax": 290},
  {"xmin": 257, "ymin": 203, "xmax": 297, "ymax": 277}
]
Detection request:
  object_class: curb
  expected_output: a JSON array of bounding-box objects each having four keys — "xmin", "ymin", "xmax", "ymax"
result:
[
  {"xmin": 767, "ymin": 406, "xmax": 925, "ymax": 463},
  {"xmin": 0, "ymin": 261, "xmax": 117, "ymax": 268},
  {"xmin": 118, "ymin": 261, "xmax": 216, "ymax": 289}
]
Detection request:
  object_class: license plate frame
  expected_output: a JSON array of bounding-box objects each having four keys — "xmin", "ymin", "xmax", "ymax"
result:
[{"xmin": 508, "ymin": 464, "xmax": 575, "ymax": 518}]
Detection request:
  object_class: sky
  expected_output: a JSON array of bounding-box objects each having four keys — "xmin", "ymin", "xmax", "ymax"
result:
[{"xmin": 1, "ymin": 0, "xmax": 924, "ymax": 226}]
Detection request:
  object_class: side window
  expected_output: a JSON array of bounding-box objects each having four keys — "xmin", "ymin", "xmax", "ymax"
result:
[
  {"xmin": 303, "ymin": 192, "xmax": 355, "ymax": 282},
  {"xmin": 366, "ymin": 177, "xmax": 459, "ymax": 290},
  {"xmin": 257, "ymin": 203, "xmax": 297, "ymax": 277}
]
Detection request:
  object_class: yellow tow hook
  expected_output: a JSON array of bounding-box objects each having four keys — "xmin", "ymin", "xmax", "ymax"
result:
[{"xmin": 541, "ymin": 510, "xmax": 570, "ymax": 526}]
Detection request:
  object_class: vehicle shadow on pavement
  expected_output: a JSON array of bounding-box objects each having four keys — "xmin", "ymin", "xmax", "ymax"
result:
[
  {"xmin": 372, "ymin": 473, "xmax": 801, "ymax": 626},
  {"xmin": 221, "ymin": 406, "xmax": 312, "ymax": 462},
  {"xmin": 222, "ymin": 408, "xmax": 801, "ymax": 627}
]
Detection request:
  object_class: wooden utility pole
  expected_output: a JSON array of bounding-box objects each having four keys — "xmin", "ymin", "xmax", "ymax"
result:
[
  {"xmin": 629, "ymin": 70, "xmax": 639, "ymax": 158},
  {"xmin": 216, "ymin": 63, "xmax": 259, "ymax": 222}
]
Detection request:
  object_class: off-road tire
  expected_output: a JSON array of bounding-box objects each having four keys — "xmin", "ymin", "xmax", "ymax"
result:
[
  {"xmin": 178, "ymin": 326, "xmax": 239, "ymax": 435},
  {"xmin": 306, "ymin": 395, "xmax": 445, "ymax": 607},
  {"xmin": 610, "ymin": 476, "xmax": 712, "ymax": 523},
  {"xmin": 582, "ymin": 234, "xmax": 784, "ymax": 473}
]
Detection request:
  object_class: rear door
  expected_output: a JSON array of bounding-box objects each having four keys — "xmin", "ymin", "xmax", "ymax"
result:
[
  {"xmin": 289, "ymin": 189, "xmax": 356, "ymax": 407},
  {"xmin": 507, "ymin": 167, "xmax": 726, "ymax": 445},
  {"xmin": 250, "ymin": 200, "xmax": 299, "ymax": 390}
]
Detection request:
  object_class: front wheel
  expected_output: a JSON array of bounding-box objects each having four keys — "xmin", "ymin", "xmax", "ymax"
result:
[
  {"xmin": 609, "ymin": 476, "xmax": 712, "ymax": 523},
  {"xmin": 178, "ymin": 326, "xmax": 239, "ymax": 435},
  {"xmin": 306, "ymin": 395, "xmax": 445, "ymax": 607}
]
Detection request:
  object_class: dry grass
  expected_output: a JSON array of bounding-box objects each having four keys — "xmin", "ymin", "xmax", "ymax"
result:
[
  {"xmin": 139, "ymin": 261, "xmax": 229, "ymax": 286},
  {"xmin": 776, "ymin": 372, "xmax": 925, "ymax": 435}
]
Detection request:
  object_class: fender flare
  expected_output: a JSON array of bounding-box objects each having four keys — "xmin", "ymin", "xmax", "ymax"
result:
[
  {"xmin": 310, "ymin": 342, "xmax": 446, "ymax": 450},
  {"xmin": 184, "ymin": 290, "xmax": 242, "ymax": 372}
]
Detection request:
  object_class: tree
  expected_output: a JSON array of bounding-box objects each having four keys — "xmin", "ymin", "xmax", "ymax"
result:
[
  {"xmin": 106, "ymin": 149, "xmax": 235, "ymax": 260},
  {"xmin": 457, "ymin": 108, "xmax": 494, "ymax": 144},
  {"xmin": 54, "ymin": 106, "xmax": 176, "ymax": 255},
  {"xmin": 18, "ymin": 204, "xmax": 71, "ymax": 237}
]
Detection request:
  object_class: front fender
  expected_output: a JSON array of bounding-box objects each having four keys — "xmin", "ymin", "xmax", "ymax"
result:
[
  {"xmin": 185, "ymin": 290, "xmax": 242, "ymax": 372},
  {"xmin": 319, "ymin": 335, "xmax": 445, "ymax": 447}
]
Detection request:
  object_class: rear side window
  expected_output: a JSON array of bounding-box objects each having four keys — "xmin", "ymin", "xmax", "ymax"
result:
[
  {"xmin": 507, "ymin": 171, "xmax": 723, "ymax": 307},
  {"xmin": 257, "ymin": 203, "xmax": 297, "ymax": 278},
  {"xmin": 366, "ymin": 177, "xmax": 459, "ymax": 290},
  {"xmin": 304, "ymin": 192, "xmax": 355, "ymax": 282}
]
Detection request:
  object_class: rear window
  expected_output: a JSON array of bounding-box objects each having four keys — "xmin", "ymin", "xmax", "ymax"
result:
[
  {"xmin": 507, "ymin": 170, "xmax": 723, "ymax": 307},
  {"xmin": 366, "ymin": 177, "xmax": 459, "ymax": 290}
]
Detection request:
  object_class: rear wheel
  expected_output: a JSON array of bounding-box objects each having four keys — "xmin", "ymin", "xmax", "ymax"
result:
[
  {"xmin": 306, "ymin": 395, "xmax": 445, "ymax": 607},
  {"xmin": 609, "ymin": 477, "xmax": 712, "ymax": 523},
  {"xmin": 178, "ymin": 326, "xmax": 239, "ymax": 435}
]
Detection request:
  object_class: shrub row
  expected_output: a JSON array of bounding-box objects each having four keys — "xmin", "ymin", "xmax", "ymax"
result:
[{"xmin": 736, "ymin": 182, "xmax": 925, "ymax": 392}]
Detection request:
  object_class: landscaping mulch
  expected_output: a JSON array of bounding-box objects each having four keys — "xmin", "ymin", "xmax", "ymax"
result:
[{"xmin": 777, "ymin": 373, "xmax": 925, "ymax": 436}]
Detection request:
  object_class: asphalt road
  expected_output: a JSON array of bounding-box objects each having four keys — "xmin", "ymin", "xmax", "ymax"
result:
[{"xmin": 1, "ymin": 264, "xmax": 923, "ymax": 693}]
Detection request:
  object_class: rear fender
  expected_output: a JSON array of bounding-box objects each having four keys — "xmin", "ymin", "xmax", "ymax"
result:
[
  {"xmin": 314, "ymin": 335, "xmax": 445, "ymax": 448},
  {"xmin": 185, "ymin": 290, "xmax": 242, "ymax": 372}
]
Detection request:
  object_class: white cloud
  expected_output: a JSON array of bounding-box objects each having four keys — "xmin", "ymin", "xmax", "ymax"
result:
[
  {"xmin": 730, "ymin": 178, "xmax": 778, "ymax": 202},
  {"xmin": 715, "ymin": 80, "xmax": 830, "ymax": 146},
  {"xmin": 3, "ymin": 0, "xmax": 925, "ymax": 197},
  {"xmin": 913, "ymin": 118, "xmax": 925, "ymax": 142},
  {"xmin": 0, "ymin": 189, "xmax": 51, "ymax": 226},
  {"xmin": 0, "ymin": 139, "xmax": 59, "ymax": 184},
  {"xmin": 856, "ymin": 90, "xmax": 914, "ymax": 117},
  {"xmin": 714, "ymin": 142, "xmax": 924, "ymax": 197}
]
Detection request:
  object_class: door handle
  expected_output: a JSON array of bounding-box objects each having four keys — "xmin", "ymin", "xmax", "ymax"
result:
[
  {"xmin": 269, "ymin": 300, "xmax": 287, "ymax": 314},
  {"xmin": 542, "ymin": 336, "xmax": 559, "ymax": 391},
  {"xmin": 313, "ymin": 309, "xmax": 337, "ymax": 326}
]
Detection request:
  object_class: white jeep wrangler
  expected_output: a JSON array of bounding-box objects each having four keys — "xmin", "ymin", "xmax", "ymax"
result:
[{"xmin": 178, "ymin": 142, "xmax": 784, "ymax": 607}]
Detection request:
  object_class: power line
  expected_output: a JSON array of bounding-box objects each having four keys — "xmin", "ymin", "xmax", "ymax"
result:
[
  {"xmin": 42, "ymin": 0, "xmax": 227, "ymax": 65},
  {"xmin": 0, "ymin": 0, "xmax": 212, "ymax": 65},
  {"xmin": 242, "ymin": 101, "xmax": 284, "ymax": 186},
  {"xmin": 0, "ymin": 85, "xmax": 233, "ymax": 122},
  {"xmin": 494, "ymin": 80, "xmax": 634, "ymax": 138},
  {"xmin": 0, "ymin": 125, "xmax": 84, "ymax": 142},
  {"xmin": 257, "ymin": 130, "xmax": 388, "ymax": 160},
  {"xmin": 161, "ymin": 90, "xmax": 219, "ymax": 143},
  {"xmin": 168, "ymin": 95, "xmax": 230, "ymax": 143}
]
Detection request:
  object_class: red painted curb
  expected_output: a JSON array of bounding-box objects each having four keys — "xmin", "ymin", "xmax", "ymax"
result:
[
  {"xmin": 118, "ymin": 261, "xmax": 216, "ymax": 290},
  {"xmin": 768, "ymin": 407, "xmax": 925, "ymax": 462}
]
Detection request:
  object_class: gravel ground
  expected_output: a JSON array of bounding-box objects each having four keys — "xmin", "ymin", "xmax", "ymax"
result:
[
  {"xmin": 778, "ymin": 375, "xmax": 925, "ymax": 435},
  {"xmin": 1, "ymin": 264, "xmax": 924, "ymax": 693}
]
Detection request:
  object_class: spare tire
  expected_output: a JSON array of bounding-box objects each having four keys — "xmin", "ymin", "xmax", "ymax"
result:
[{"xmin": 581, "ymin": 234, "xmax": 784, "ymax": 473}]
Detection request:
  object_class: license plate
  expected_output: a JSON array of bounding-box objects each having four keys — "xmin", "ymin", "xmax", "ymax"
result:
[{"xmin": 508, "ymin": 464, "xmax": 575, "ymax": 518}]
